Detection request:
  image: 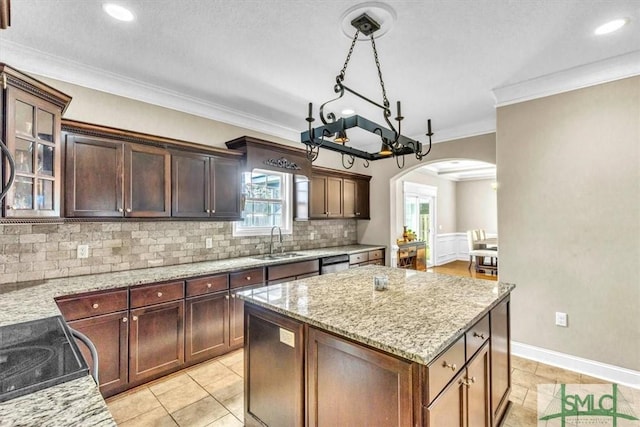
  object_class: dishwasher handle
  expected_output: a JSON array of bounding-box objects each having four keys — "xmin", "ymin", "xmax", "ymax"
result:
[{"xmin": 69, "ymin": 328, "xmax": 99, "ymax": 385}]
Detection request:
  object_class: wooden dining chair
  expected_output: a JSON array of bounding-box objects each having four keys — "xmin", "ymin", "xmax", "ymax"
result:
[{"xmin": 467, "ymin": 230, "xmax": 498, "ymax": 274}]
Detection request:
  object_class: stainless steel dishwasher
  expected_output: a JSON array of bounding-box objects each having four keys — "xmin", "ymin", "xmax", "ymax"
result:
[{"xmin": 320, "ymin": 254, "xmax": 350, "ymax": 274}]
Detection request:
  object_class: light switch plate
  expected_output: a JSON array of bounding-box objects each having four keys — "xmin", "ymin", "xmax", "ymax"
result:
[
  {"xmin": 279, "ymin": 328, "xmax": 295, "ymax": 348},
  {"xmin": 77, "ymin": 245, "xmax": 89, "ymax": 259},
  {"xmin": 555, "ymin": 312, "xmax": 568, "ymax": 327},
  {"xmin": 205, "ymin": 237, "xmax": 213, "ymax": 249}
]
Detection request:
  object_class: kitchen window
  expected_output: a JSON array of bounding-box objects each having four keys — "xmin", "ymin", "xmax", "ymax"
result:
[{"xmin": 233, "ymin": 169, "xmax": 292, "ymax": 236}]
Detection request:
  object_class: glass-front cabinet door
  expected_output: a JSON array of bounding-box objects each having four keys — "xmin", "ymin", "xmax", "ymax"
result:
[{"xmin": 4, "ymin": 85, "xmax": 62, "ymax": 217}]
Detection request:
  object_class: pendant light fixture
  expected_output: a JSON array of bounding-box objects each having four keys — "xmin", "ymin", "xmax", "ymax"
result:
[{"xmin": 301, "ymin": 12, "xmax": 433, "ymax": 169}]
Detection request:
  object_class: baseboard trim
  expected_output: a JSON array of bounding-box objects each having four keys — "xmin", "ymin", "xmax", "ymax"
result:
[{"xmin": 511, "ymin": 341, "xmax": 640, "ymax": 389}]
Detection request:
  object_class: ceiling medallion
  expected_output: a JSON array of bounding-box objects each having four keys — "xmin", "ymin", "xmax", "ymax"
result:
[{"xmin": 301, "ymin": 10, "xmax": 433, "ymax": 169}]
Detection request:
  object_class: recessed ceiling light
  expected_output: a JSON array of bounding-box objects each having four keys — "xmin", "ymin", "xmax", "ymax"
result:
[
  {"xmin": 103, "ymin": 3, "xmax": 135, "ymax": 22},
  {"xmin": 594, "ymin": 18, "xmax": 628, "ymax": 35},
  {"xmin": 341, "ymin": 108, "xmax": 355, "ymax": 115}
]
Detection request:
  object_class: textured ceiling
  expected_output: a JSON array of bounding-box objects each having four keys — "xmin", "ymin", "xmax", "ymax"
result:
[{"xmin": 1, "ymin": 0, "xmax": 639, "ymax": 152}]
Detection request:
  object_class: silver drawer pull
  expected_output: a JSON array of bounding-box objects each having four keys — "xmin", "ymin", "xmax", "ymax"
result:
[
  {"xmin": 473, "ymin": 332, "xmax": 486, "ymax": 340},
  {"xmin": 207, "ymin": 283, "xmax": 212, "ymax": 288},
  {"xmin": 92, "ymin": 303, "xmax": 99, "ymax": 309},
  {"xmin": 122, "ymin": 317, "xmax": 128, "ymax": 323},
  {"xmin": 442, "ymin": 361, "xmax": 457, "ymax": 371},
  {"xmin": 462, "ymin": 376, "xmax": 476, "ymax": 387},
  {"xmin": 157, "ymin": 292, "xmax": 163, "ymax": 297}
]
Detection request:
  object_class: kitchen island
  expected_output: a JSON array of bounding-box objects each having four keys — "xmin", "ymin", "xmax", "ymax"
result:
[{"xmin": 238, "ymin": 265, "xmax": 515, "ymax": 427}]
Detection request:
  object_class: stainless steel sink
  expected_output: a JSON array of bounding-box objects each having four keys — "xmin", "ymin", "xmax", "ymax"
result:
[{"xmin": 252, "ymin": 253, "xmax": 305, "ymax": 260}]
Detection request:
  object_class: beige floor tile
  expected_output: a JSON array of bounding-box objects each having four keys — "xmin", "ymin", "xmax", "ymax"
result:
[
  {"xmin": 508, "ymin": 383, "xmax": 528, "ymax": 405},
  {"xmin": 204, "ymin": 373, "xmax": 244, "ymax": 402},
  {"xmin": 188, "ymin": 361, "xmax": 237, "ymax": 387},
  {"xmin": 172, "ymin": 396, "xmax": 230, "ymax": 427},
  {"xmin": 512, "ymin": 355, "xmax": 538, "ymax": 374},
  {"xmin": 206, "ymin": 413, "xmax": 244, "ymax": 427},
  {"xmin": 118, "ymin": 406, "xmax": 177, "ymax": 427},
  {"xmin": 221, "ymin": 392, "xmax": 244, "ymax": 420},
  {"xmin": 149, "ymin": 373, "xmax": 195, "ymax": 397},
  {"xmin": 502, "ymin": 404, "xmax": 538, "ymax": 427},
  {"xmin": 512, "ymin": 368, "xmax": 556, "ymax": 390},
  {"xmin": 579, "ymin": 373, "xmax": 611, "ymax": 384},
  {"xmin": 522, "ymin": 389, "xmax": 539, "ymax": 412},
  {"xmin": 217, "ymin": 350, "xmax": 243, "ymax": 367},
  {"xmin": 228, "ymin": 360, "xmax": 244, "ymax": 377},
  {"xmin": 107, "ymin": 388, "xmax": 162, "ymax": 424},
  {"xmin": 156, "ymin": 380, "xmax": 209, "ymax": 414},
  {"xmin": 536, "ymin": 363, "xmax": 582, "ymax": 385}
]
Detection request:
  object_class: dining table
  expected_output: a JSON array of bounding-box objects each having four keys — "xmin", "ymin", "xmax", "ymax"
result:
[{"xmin": 476, "ymin": 237, "xmax": 498, "ymax": 249}]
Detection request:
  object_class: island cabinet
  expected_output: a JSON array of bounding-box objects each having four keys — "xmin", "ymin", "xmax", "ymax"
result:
[
  {"xmin": 64, "ymin": 133, "xmax": 171, "ymax": 217},
  {"xmin": 349, "ymin": 248, "xmax": 385, "ymax": 267},
  {"xmin": 266, "ymin": 259, "xmax": 319, "ymax": 285},
  {"xmin": 128, "ymin": 281, "xmax": 185, "ymax": 384},
  {"xmin": 57, "ymin": 288, "xmax": 129, "ymax": 397},
  {"xmin": 490, "ymin": 297, "xmax": 511, "ymax": 426},
  {"xmin": 171, "ymin": 151, "xmax": 242, "ymax": 220},
  {"xmin": 0, "ymin": 63, "xmax": 71, "ymax": 218},
  {"xmin": 229, "ymin": 267, "xmax": 266, "ymax": 350}
]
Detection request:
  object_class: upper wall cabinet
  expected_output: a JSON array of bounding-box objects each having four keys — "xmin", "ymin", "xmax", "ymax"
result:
[
  {"xmin": 65, "ymin": 133, "xmax": 171, "ymax": 217},
  {"xmin": 171, "ymin": 151, "xmax": 241, "ymax": 220},
  {"xmin": 308, "ymin": 167, "xmax": 371, "ymax": 220},
  {"xmin": 1, "ymin": 63, "xmax": 72, "ymax": 217}
]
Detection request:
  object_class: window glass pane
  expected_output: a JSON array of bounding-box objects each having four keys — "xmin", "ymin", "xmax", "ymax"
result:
[
  {"xmin": 15, "ymin": 101, "xmax": 34, "ymax": 137},
  {"xmin": 37, "ymin": 109, "xmax": 54, "ymax": 142},
  {"xmin": 15, "ymin": 138, "xmax": 33, "ymax": 173},
  {"xmin": 37, "ymin": 144, "xmax": 55, "ymax": 176},
  {"xmin": 37, "ymin": 179, "xmax": 54, "ymax": 210},
  {"xmin": 14, "ymin": 177, "xmax": 34, "ymax": 209}
]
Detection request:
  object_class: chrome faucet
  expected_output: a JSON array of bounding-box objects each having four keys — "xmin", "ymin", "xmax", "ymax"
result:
[{"xmin": 269, "ymin": 226, "xmax": 283, "ymax": 255}]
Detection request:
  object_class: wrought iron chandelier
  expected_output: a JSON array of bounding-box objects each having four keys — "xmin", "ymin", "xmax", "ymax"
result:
[{"xmin": 301, "ymin": 13, "xmax": 433, "ymax": 169}]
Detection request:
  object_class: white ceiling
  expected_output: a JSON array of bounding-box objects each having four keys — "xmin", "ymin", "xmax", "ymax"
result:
[{"xmin": 1, "ymin": 1, "xmax": 639, "ymax": 153}]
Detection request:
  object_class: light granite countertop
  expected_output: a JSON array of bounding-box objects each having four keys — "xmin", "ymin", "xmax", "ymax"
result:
[
  {"xmin": 238, "ymin": 265, "xmax": 515, "ymax": 365},
  {"xmin": 0, "ymin": 244, "xmax": 383, "ymax": 426}
]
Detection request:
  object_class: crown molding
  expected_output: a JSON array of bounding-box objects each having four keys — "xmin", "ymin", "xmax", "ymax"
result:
[
  {"xmin": 493, "ymin": 50, "xmax": 640, "ymax": 107},
  {"xmin": 412, "ymin": 118, "xmax": 496, "ymax": 145},
  {"xmin": 0, "ymin": 39, "xmax": 300, "ymax": 143}
]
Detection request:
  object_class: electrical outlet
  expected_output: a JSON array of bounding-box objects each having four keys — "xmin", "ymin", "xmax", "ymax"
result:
[
  {"xmin": 77, "ymin": 244, "xmax": 89, "ymax": 259},
  {"xmin": 344, "ymin": 230, "xmax": 348, "ymax": 238},
  {"xmin": 309, "ymin": 232, "xmax": 315, "ymax": 240},
  {"xmin": 205, "ymin": 237, "xmax": 213, "ymax": 249},
  {"xmin": 555, "ymin": 312, "xmax": 568, "ymax": 327}
]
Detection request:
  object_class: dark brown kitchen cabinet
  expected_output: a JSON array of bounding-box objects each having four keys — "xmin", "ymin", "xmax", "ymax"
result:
[
  {"xmin": 307, "ymin": 326, "xmax": 415, "ymax": 427},
  {"xmin": 185, "ymin": 274, "xmax": 230, "ymax": 364},
  {"xmin": 0, "ymin": 64, "xmax": 71, "ymax": 217},
  {"xmin": 69, "ymin": 311, "xmax": 129, "ymax": 397},
  {"xmin": 244, "ymin": 304, "xmax": 305, "ymax": 427},
  {"xmin": 343, "ymin": 178, "xmax": 370, "ymax": 219},
  {"xmin": 310, "ymin": 174, "xmax": 342, "ymax": 218},
  {"xmin": 267, "ymin": 259, "xmax": 320, "ymax": 285},
  {"xmin": 229, "ymin": 267, "xmax": 265, "ymax": 349},
  {"xmin": 491, "ymin": 296, "xmax": 511, "ymax": 426},
  {"xmin": 171, "ymin": 152, "xmax": 242, "ymax": 220},
  {"xmin": 65, "ymin": 132, "xmax": 171, "ymax": 217},
  {"xmin": 129, "ymin": 300, "xmax": 185, "ymax": 384}
]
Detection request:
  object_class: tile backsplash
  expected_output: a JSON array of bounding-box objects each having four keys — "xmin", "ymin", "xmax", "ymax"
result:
[{"xmin": 0, "ymin": 220, "xmax": 357, "ymax": 285}]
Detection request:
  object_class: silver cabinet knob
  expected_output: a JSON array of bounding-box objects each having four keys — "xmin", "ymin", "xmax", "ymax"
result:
[
  {"xmin": 157, "ymin": 292, "xmax": 163, "ymax": 297},
  {"xmin": 122, "ymin": 317, "xmax": 128, "ymax": 323},
  {"xmin": 92, "ymin": 303, "xmax": 99, "ymax": 309},
  {"xmin": 246, "ymin": 276, "xmax": 251, "ymax": 281},
  {"xmin": 225, "ymin": 295, "xmax": 230, "ymax": 300},
  {"xmin": 211, "ymin": 209, "xmax": 215, "ymax": 213},
  {"xmin": 118, "ymin": 208, "xmax": 123, "ymax": 212},
  {"xmin": 473, "ymin": 332, "xmax": 486, "ymax": 340},
  {"xmin": 132, "ymin": 316, "xmax": 138, "ymax": 321},
  {"xmin": 126, "ymin": 208, "xmax": 132, "ymax": 213},
  {"xmin": 206, "ymin": 209, "xmax": 210, "ymax": 213},
  {"xmin": 442, "ymin": 361, "xmax": 457, "ymax": 371}
]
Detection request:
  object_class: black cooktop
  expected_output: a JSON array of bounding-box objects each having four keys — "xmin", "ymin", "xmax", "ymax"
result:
[{"xmin": 0, "ymin": 316, "xmax": 89, "ymax": 402}]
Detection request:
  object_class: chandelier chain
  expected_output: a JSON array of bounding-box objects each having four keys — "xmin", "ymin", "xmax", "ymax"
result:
[
  {"xmin": 370, "ymin": 34, "xmax": 389, "ymax": 109},
  {"xmin": 339, "ymin": 30, "xmax": 360, "ymax": 81}
]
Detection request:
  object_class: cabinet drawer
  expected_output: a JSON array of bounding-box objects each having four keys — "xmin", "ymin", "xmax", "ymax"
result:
[
  {"xmin": 230, "ymin": 268, "xmax": 265, "ymax": 289},
  {"xmin": 349, "ymin": 252, "xmax": 368, "ymax": 265},
  {"xmin": 130, "ymin": 281, "xmax": 185, "ymax": 309},
  {"xmin": 57, "ymin": 289, "xmax": 128, "ymax": 321},
  {"xmin": 398, "ymin": 247, "xmax": 417, "ymax": 259},
  {"xmin": 268, "ymin": 259, "xmax": 319, "ymax": 281},
  {"xmin": 427, "ymin": 335, "xmax": 466, "ymax": 404},
  {"xmin": 186, "ymin": 274, "xmax": 229, "ymax": 297},
  {"xmin": 368, "ymin": 249, "xmax": 384, "ymax": 261},
  {"xmin": 465, "ymin": 313, "xmax": 490, "ymax": 361}
]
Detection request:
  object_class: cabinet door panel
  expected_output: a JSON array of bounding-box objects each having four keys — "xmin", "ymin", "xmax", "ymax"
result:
[
  {"xmin": 69, "ymin": 311, "xmax": 128, "ymax": 397},
  {"xmin": 172, "ymin": 152, "xmax": 209, "ymax": 217},
  {"xmin": 326, "ymin": 177, "xmax": 343, "ymax": 217},
  {"xmin": 125, "ymin": 143, "xmax": 171, "ymax": 217},
  {"xmin": 426, "ymin": 369, "xmax": 466, "ymax": 427},
  {"xmin": 343, "ymin": 179, "xmax": 356, "ymax": 218},
  {"xmin": 211, "ymin": 157, "xmax": 242, "ymax": 220},
  {"xmin": 129, "ymin": 300, "xmax": 184, "ymax": 383},
  {"xmin": 307, "ymin": 327, "xmax": 414, "ymax": 427},
  {"xmin": 491, "ymin": 297, "xmax": 511, "ymax": 426},
  {"xmin": 185, "ymin": 292, "xmax": 229, "ymax": 363},
  {"xmin": 467, "ymin": 344, "xmax": 491, "ymax": 427},
  {"xmin": 310, "ymin": 175, "xmax": 327, "ymax": 218},
  {"xmin": 355, "ymin": 178, "xmax": 370, "ymax": 219}
]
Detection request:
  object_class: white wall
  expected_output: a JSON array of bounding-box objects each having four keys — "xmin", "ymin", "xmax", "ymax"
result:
[
  {"xmin": 497, "ymin": 76, "xmax": 640, "ymax": 371},
  {"xmin": 456, "ymin": 179, "xmax": 497, "ymax": 234}
]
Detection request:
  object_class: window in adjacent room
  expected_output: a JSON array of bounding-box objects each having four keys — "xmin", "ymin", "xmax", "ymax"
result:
[{"xmin": 233, "ymin": 169, "xmax": 292, "ymax": 236}]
